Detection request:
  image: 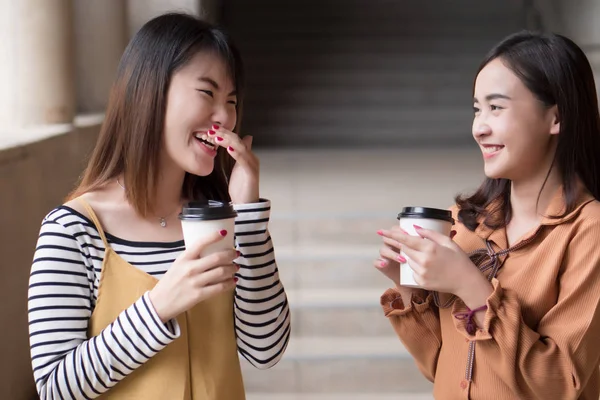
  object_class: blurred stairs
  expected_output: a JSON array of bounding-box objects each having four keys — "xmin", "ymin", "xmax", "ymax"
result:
[
  {"xmin": 240, "ymin": 148, "xmax": 484, "ymax": 399},
  {"xmin": 223, "ymin": 0, "xmax": 527, "ymax": 148},
  {"xmin": 223, "ymin": 0, "xmax": 527, "ymax": 398}
]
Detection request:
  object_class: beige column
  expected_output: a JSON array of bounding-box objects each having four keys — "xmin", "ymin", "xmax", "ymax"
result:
[
  {"xmin": 73, "ymin": 0, "xmax": 128, "ymax": 114},
  {"xmin": 0, "ymin": 0, "xmax": 75, "ymax": 133},
  {"xmin": 126, "ymin": 0, "xmax": 221, "ymax": 38}
]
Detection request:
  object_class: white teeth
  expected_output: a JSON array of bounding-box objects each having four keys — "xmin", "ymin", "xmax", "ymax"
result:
[
  {"xmin": 482, "ymin": 146, "xmax": 503, "ymax": 153},
  {"xmin": 194, "ymin": 133, "xmax": 215, "ymax": 147}
]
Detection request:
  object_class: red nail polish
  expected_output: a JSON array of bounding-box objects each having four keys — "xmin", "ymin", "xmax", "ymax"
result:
[
  {"xmin": 220, "ymin": 230, "xmax": 228, "ymax": 236},
  {"xmin": 400, "ymin": 229, "xmax": 409, "ymax": 234},
  {"xmin": 398, "ymin": 255, "xmax": 407, "ymax": 263},
  {"xmin": 208, "ymin": 130, "xmax": 215, "ymax": 135},
  {"xmin": 236, "ymin": 251, "xmax": 241, "ymax": 257},
  {"xmin": 216, "ymin": 137, "xmax": 224, "ymax": 142},
  {"xmin": 380, "ymin": 260, "xmax": 387, "ymax": 267},
  {"xmin": 234, "ymin": 277, "xmax": 238, "ymax": 283},
  {"xmin": 212, "ymin": 124, "xmax": 220, "ymax": 130},
  {"xmin": 413, "ymin": 224, "xmax": 423, "ymax": 230},
  {"xmin": 228, "ymin": 146, "xmax": 234, "ymax": 151},
  {"xmin": 450, "ymin": 230, "xmax": 457, "ymax": 238},
  {"xmin": 377, "ymin": 230, "xmax": 383, "ymax": 236}
]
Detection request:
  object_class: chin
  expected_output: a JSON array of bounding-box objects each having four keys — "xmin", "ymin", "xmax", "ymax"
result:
[
  {"xmin": 483, "ymin": 166, "xmax": 512, "ymax": 181},
  {"xmin": 182, "ymin": 161, "xmax": 215, "ymax": 177},
  {"xmin": 483, "ymin": 163, "xmax": 502, "ymax": 179}
]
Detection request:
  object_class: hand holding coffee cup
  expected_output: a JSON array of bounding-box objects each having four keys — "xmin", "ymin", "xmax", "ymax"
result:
[
  {"xmin": 379, "ymin": 207, "xmax": 484, "ymax": 297},
  {"xmin": 376, "ymin": 207, "xmax": 455, "ymax": 288},
  {"xmin": 148, "ymin": 201, "xmax": 239, "ymax": 323},
  {"xmin": 396, "ymin": 207, "xmax": 454, "ymax": 288}
]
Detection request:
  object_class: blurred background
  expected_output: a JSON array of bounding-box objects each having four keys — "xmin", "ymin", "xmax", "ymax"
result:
[{"xmin": 1, "ymin": 0, "xmax": 599, "ymax": 399}]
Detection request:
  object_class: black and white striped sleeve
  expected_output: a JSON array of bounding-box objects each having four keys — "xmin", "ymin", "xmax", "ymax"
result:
[
  {"xmin": 28, "ymin": 216, "xmax": 180, "ymax": 399},
  {"xmin": 233, "ymin": 199, "xmax": 291, "ymax": 369}
]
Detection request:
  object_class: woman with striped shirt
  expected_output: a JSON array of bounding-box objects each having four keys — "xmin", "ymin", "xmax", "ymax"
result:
[
  {"xmin": 376, "ymin": 32, "xmax": 600, "ymax": 399},
  {"xmin": 28, "ymin": 13, "xmax": 290, "ymax": 399}
]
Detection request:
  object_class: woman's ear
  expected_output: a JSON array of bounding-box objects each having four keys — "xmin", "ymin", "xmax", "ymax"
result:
[{"xmin": 549, "ymin": 105, "xmax": 560, "ymax": 135}]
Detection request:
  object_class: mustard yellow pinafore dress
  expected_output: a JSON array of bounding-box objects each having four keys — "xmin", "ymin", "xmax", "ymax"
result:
[{"xmin": 79, "ymin": 199, "xmax": 245, "ymax": 399}]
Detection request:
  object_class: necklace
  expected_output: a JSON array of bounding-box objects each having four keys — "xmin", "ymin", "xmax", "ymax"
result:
[{"xmin": 116, "ymin": 178, "xmax": 179, "ymax": 228}]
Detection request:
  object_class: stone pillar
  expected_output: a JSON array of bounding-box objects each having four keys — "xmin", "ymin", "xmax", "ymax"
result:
[
  {"xmin": 126, "ymin": 0, "xmax": 221, "ymax": 38},
  {"xmin": 0, "ymin": 0, "xmax": 75, "ymax": 131},
  {"xmin": 73, "ymin": 0, "xmax": 128, "ymax": 114}
]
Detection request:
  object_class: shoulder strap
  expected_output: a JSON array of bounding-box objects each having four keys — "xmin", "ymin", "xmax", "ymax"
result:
[{"xmin": 77, "ymin": 198, "xmax": 110, "ymax": 249}]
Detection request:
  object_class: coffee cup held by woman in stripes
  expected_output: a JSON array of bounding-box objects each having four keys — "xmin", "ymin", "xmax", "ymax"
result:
[{"xmin": 28, "ymin": 13, "xmax": 290, "ymax": 400}]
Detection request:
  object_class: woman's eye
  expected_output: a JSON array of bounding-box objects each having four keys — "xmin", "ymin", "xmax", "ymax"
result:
[
  {"xmin": 473, "ymin": 106, "xmax": 480, "ymax": 113},
  {"xmin": 490, "ymin": 105, "xmax": 502, "ymax": 111},
  {"xmin": 227, "ymin": 100, "xmax": 237, "ymax": 106},
  {"xmin": 198, "ymin": 90, "xmax": 214, "ymax": 97}
]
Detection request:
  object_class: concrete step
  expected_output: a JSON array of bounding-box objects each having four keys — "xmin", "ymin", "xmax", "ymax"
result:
[
  {"xmin": 251, "ymin": 126, "xmax": 475, "ymax": 148},
  {"xmin": 246, "ymin": 55, "xmax": 483, "ymax": 75},
  {"xmin": 227, "ymin": 0, "xmax": 523, "ymax": 21},
  {"xmin": 287, "ymin": 288, "xmax": 391, "ymax": 336},
  {"xmin": 240, "ymin": 337, "xmax": 432, "ymax": 393},
  {"xmin": 258, "ymin": 149, "xmax": 483, "ymax": 243},
  {"xmin": 247, "ymin": 394, "xmax": 433, "ymax": 400},
  {"xmin": 248, "ymin": 87, "xmax": 477, "ymax": 108},
  {"xmin": 247, "ymin": 107, "xmax": 473, "ymax": 126},
  {"xmin": 240, "ymin": 37, "xmax": 505, "ymax": 54},
  {"xmin": 275, "ymin": 245, "xmax": 387, "ymax": 289}
]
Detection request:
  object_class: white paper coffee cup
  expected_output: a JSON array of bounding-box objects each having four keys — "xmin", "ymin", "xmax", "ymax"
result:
[
  {"xmin": 397, "ymin": 207, "xmax": 454, "ymax": 288},
  {"xmin": 179, "ymin": 200, "xmax": 237, "ymax": 257}
]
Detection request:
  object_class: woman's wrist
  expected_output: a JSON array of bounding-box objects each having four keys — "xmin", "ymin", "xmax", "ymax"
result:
[
  {"xmin": 148, "ymin": 288, "xmax": 171, "ymax": 323},
  {"xmin": 455, "ymin": 272, "xmax": 494, "ymax": 329}
]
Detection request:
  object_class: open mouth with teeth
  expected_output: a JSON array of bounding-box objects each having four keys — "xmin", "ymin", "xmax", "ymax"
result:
[
  {"xmin": 482, "ymin": 145, "xmax": 504, "ymax": 154},
  {"xmin": 196, "ymin": 137, "xmax": 216, "ymax": 148},
  {"xmin": 194, "ymin": 133, "xmax": 216, "ymax": 148}
]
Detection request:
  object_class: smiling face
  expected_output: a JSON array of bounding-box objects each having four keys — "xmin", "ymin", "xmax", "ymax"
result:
[
  {"xmin": 162, "ymin": 51, "xmax": 238, "ymax": 177},
  {"xmin": 472, "ymin": 58, "xmax": 560, "ymax": 182}
]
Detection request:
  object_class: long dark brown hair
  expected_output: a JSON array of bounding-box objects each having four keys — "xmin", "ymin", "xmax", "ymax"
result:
[
  {"xmin": 68, "ymin": 13, "xmax": 245, "ymax": 217},
  {"xmin": 456, "ymin": 31, "xmax": 600, "ymax": 231}
]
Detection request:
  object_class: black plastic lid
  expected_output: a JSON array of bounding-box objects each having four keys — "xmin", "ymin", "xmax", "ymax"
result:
[
  {"xmin": 178, "ymin": 200, "xmax": 237, "ymax": 221},
  {"xmin": 397, "ymin": 207, "xmax": 454, "ymax": 223}
]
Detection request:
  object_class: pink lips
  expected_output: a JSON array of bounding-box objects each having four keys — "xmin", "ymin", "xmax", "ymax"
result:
[
  {"xmin": 481, "ymin": 144, "xmax": 504, "ymax": 159},
  {"xmin": 193, "ymin": 132, "xmax": 217, "ymax": 157}
]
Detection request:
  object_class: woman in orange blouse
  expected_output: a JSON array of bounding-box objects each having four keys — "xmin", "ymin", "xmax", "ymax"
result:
[{"xmin": 375, "ymin": 31, "xmax": 600, "ymax": 399}]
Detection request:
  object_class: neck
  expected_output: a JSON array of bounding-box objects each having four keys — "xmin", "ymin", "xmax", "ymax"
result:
[
  {"xmin": 510, "ymin": 164, "xmax": 562, "ymax": 224},
  {"xmin": 153, "ymin": 161, "xmax": 186, "ymax": 217}
]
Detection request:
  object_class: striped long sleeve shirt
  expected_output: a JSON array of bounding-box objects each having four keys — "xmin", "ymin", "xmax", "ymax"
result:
[{"xmin": 28, "ymin": 199, "xmax": 290, "ymax": 399}]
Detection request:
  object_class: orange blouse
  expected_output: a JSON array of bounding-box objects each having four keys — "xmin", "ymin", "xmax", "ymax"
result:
[{"xmin": 381, "ymin": 182, "xmax": 600, "ymax": 399}]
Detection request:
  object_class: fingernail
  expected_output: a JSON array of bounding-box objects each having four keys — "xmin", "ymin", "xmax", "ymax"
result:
[
  {"xmin": 380, "ymin": 260, "xmax": 387, "ymax": 267},
  {"xmin": 220, "ymin": 230, "xmax": 228, "ymax": 237},
  {"xmin": 216, "ymin": 137, "xmax": 224, "ymax": 142},
  {"xmin": 400, "ymin": 229, "xmax": 409, "ymax": 234},
  {"xmin": 234, "ymin": 277, "xmax": 239, "ymax": 283},
  {"xmin": 212, "ymin": 124, "xmax": 220, "ymax": 130},
  {"xmin": 450, "ymin": 230, "xmax": 457, "ymax": 239},
  {"xmin": 377, "ymin": 230, "xmax": 384, "ymax": 236},
  {"xmin": 236, "ymin": 251, "xmax": 241, "ymax": 257},
  {"xmin": 413, "ymin": 224, "xmax": 423, "ymax": 230},
  {"xmin": 228, "ymin": 146, "xmax": 234, "ymax": 152},
  {"xmin": 208, "ymin": 130, "xmax": 216, "ymax": 135},
  {"xmin": 397, "ymin": 255, "xmax": 407, "ymax": 263}
]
